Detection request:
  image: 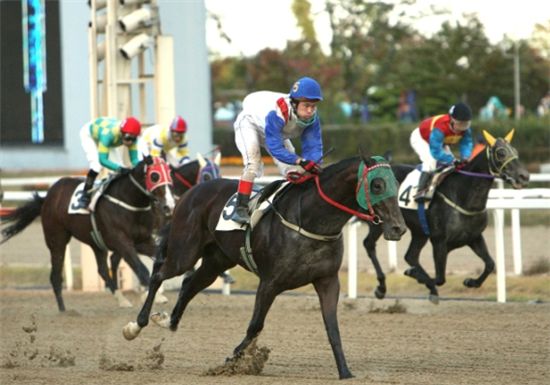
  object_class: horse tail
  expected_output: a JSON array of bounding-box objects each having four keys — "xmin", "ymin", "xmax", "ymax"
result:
[
  {"xmin": 0, "ymin": 192, "xmax": 44, "ymax": 244},
  {"xmin": 153, "ymin": 222, "xmax": 171, "ymax": 267}
]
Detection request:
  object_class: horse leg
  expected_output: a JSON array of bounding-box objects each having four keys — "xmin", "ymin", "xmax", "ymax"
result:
[
  {"xmin": 135, "ymin": 241, "xmax": 168, "ymax": 304},
  {"xmin": 110, "ymin": 252, "xmax": 121, "ymax": 290},
  {"xmin": 464, "ymin": 235, "xmax": 495, "ymax": 288},
  {"xmin": 403, "ymin": 234, "xmax": 440, "ymax": 303},
  {"xmin": 432, "ymin": 240, "xmax": 449, "ymax": 287},
  {"xmin": 93, "ymin": 248, "xmax": 132, "ymax": 308},
  {"xmin": 232, "ymin": 280, "xmax": 277, "ymax": 358},
  {"xmin": 45, "ymin": 231, "xmax": 71, "ymax": 312},
  {"xmin": 363, "ymin": 224, "xmax": 386, "ymax": 299},
  {"xmin": 123, "ymin": 244, "xmax": 199, "ymax": 340},
  {"xmin": 313, "ymin": 274, "xmax": 353, "ymax": 379},
  {"xmin": 152, "ymin": 252, "xmax": 234, "ymax": 331}
]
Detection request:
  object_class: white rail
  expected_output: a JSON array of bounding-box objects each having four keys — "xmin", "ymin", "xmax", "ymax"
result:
[{"xmin": 2, "ymin": 173, "xmax": 550, "ymax": 303}]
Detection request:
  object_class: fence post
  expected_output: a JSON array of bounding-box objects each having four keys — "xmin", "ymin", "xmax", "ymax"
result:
[
  {"xmin": 347, "ymin": 222, "xmax": 358, "ymax": 299},
  {"xmin": 511, "ymin": 209, "xmax": 523, "ymax": 275}
]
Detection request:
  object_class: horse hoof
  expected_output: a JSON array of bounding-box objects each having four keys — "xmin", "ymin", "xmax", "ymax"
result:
[
  {"xmin": 150, "ymin": 312, "xmax": 171, "ymax": 328},
  {"xmin": 374, "ymin": 288, "xmax": 386, "ymax": 299},
  {"xmin": 404, "ymin": 267, "xmax": 415, "ymax": 277},
  {"xmin": 463, "ymin": 278, "xmax": 479, "ymax": 288},
  {"xmin": 122, "ymin": 322, "xmax": 141, "ymax": 340},
  {"xmin": 428, "ymin": 294, "xmax": 440, "ymax": 305}
]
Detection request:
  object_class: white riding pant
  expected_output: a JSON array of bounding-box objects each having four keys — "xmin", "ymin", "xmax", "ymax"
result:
[
  {"xmin": 234, "ymin": 115, "xmax": 299, "ymax": 182},
  {"xmin": 80, "ymin": 124, "xmax": 101, "ymax": 173},
  {"xmin": 410, "ymin": 127, "xmax": 450, "ymax": 172}
]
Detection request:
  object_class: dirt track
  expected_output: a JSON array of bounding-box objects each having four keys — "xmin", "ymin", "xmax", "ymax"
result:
[{"xmin": 0, "ymin": 290, "xmax": 549, "ymax": 385}]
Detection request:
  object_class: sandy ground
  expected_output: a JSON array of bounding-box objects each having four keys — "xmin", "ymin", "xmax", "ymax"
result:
[
  {"xmin": 1, "ymin": 220, "xmax": 548, "ymax": 277},
  {"xmin": 0, "ymin": 290, "xmax": 549, "ymax": 385}
]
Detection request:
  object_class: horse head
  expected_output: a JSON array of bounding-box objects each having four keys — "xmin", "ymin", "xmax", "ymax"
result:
[
  {"xmin": 196, "ymin": 151, "xmax": 221, "ymax": 183},
  {"xmin": 358, "ymin": 154, "xmax": 407, "ymax": 240},
  {"xmin": 481, "ymin": 129, "xmax": 529, "ymax": 189},
  {"xmin": 141, "ymin": 155, "xmax": 175, "ymax": 217}
]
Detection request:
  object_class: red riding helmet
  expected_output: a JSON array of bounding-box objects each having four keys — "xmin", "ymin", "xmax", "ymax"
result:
[
  {"xmin": 120, "ymin": 117, "xmax": 141, "ymax": 136},
  {"xmin": 170, "ymin": 116, "xmax": 187, "ymax": 133}
]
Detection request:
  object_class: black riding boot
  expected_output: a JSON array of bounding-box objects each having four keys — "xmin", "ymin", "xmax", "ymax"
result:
[
  {"xmin": 231, "ymin": 193, "xmax": 250, "ymax": 224},
  {"xmin": 414, "ymin": 171, "xmax": 432, "ymax": 202},
  {"xmin": 77, "ymin": 169, "xmax": 98, "ymax": 209}
]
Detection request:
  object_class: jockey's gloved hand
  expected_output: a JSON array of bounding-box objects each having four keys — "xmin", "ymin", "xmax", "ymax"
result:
[
  {"xmin": 453, "ymin": 159, "xmax": 468, "ymax": 169},
  {"xmin": 117, "ymin": 167, "xmax": 132, "ymax": 175},
  {"xmin": 299, "ymin": 159, "xmax": 322, "ymax": 174}
]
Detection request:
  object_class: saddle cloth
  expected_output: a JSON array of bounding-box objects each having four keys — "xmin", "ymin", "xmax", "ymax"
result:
[
  {"xmin": 398, "ymin": 166, "xmax": 454, "ymax": 210},
  {"xmin": 215, "ymin": 182, "xmax": 289, "ymax": 232},
  {"xmin": 68, "ymin": 178, "xmax": 112, "ymax": 214}
]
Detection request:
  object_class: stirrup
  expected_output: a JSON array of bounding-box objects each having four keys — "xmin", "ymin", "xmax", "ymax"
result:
[{"xmin": 231, "ymin": 207, "xmax": 250, "ymax": 224}]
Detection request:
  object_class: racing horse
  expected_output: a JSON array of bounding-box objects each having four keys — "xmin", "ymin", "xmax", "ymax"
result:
[
  {"xmin": 122, "ymin": 154, "xmax": 407, "ymax": 379},
  {"xmin": 170, "ymin": 151, "xmax": 222, "ymax": 198},
  {"xmin": 0, "ymin": 156, "xmax": 175, "ymax": 311},
  {"xmin": 108, "ymin": 151, "xmax": 226, "ymax": 284},
  {"xmin": 363, "ymin": 130, "xmax": 529, "ymax": 303}
]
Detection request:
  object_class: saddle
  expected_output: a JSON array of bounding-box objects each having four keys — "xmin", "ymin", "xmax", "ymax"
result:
[
  {"xmin": 68, "ymin": 174, "xmax": 117, "ymax": 214},
  {"xmin": 398, "ymin": 165, "xmax": 455, "ymax": 210}
]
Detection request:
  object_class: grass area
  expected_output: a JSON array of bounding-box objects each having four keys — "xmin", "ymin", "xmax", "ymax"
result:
[{"xmin": 1, "ymin": 265, "xmax": 548, "ymax": 303}]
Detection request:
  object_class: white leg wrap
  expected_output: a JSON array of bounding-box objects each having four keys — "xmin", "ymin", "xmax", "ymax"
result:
[{"xmin": 122, "ymin": 321, "xmax": 142, "ymax": 340}]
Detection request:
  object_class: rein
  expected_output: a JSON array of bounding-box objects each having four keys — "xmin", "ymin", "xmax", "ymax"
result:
[
  {"xmin": 172, "ymin": 171, "xmax": 194, "ymax": 189},
  {"xmin": 101, "ymin": 172, "xmax": 157, "ymax": 212},
  {"xmin": 314, "ymin": 174, "xmax": 380, "ymax": 224}
]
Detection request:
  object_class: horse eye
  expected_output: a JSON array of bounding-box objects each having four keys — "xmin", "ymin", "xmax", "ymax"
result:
[
  {"xmin": 495, "ymin": 148, "xmax": 507, "ymax": 161},
  {"xmin": 370, "ymin": 178, "xmax": 385, "ymax": 194},
  {"xmin": 150, "ymin": 171, "xmax": 160, "ymax": 183},
  {"xmin": 203, "ymin": 174, "xmax": 212, "ymax": 181}
]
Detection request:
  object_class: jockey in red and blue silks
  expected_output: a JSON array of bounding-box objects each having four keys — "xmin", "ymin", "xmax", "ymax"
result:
[
  {"xmin": 231, "ymin": 77, "xmax": 324, "ymax": 224},
  {"xmin": 410, "ymin": 102, "xmax": 473, "ymax": 201}
]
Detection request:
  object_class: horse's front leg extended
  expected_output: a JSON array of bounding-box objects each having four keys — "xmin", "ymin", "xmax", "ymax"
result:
[
  {"xmin": 232, "ymin": 280, "xmax": 277, "ymax": 357},
  {"xmin": 313, "ymin": 274, "xmax": 353, "ymax": 380},
  {"xmin": 432, "ymin": 241, "xmax": 449, "ymax": 287},
  {"xmin": 363, "ymin": 224, "xmax": 386, "ymax": 299},
  {"xmin": 464, "ymin": 235, "xmax": 495, "ymax": 288},
  {"xmin": 164, "ymin": 256, "xmax": 229, "ymax": 331}
]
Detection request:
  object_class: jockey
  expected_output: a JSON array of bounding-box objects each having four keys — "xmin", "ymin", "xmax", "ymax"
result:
[
  {"xmin": 410, "ymin": 102, "xmax": 473, "ymax": 201},
  {"xmin": 138, "ymin": 115, "xmax": 190, "ymax": 167},
  {"xmin": 76, "ymin": 116, "xmax": 142, "ymax": 209},
  {"xmin": 231, "ymin": 76, "xmax": 324, "ymax": 224}
]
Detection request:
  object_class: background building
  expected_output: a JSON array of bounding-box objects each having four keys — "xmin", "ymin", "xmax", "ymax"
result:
[{"xmin": 0, "ymin": 0, "xmax": 212, "ymax": 171}]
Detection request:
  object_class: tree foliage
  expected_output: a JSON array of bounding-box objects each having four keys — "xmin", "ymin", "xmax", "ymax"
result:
[{"xmin": 208, "ymin": 1, "xmax": 550, "ymax": 124}]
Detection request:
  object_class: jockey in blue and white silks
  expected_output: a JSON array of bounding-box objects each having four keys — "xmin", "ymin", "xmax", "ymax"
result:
[{"xmin": 232, "ymin": 77, "xmax": 324, "ymax": 223}]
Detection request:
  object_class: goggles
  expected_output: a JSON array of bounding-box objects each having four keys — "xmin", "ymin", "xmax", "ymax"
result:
[{"xmin": 122, "ymin": 133, "xmax": 137, "ymax": 143}]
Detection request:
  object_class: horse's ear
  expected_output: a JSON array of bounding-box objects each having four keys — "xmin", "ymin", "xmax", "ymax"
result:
[
  {"xmin": 214, "ymin": 151, "xmax": 221, "ymax": 166},
  {"xmin": 144, "ymin": 155, "xmax": 153, "ymax": 165},
  {"xmin": 383, "ymin": 150, "xmax": 393, "ymax": 162},
  {"xmin": 482, "ymin": 130, "xmax": 497, "ymax": 147},
  {"xmin": 358, "ymin": 145, "xmax": 370, "ymax": 163},
  {"xmin": 504, "ymin": 128, "xmax": 515, "ymax": 143},
  {"xmin": 196, "ymin": 152, "xmax": 207, "ymax": 168}
]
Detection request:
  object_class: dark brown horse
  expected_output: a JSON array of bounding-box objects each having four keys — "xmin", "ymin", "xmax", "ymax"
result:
[
  {"xmin": 363, "ymin": 130, "xmax": 529, "ymax": 303},
  {"xmin": 108, "ymin": 151, "xmax": 224, "ymax": 285},
  {"xmin": 123, "ymin": 154, "xmax": 407, "ymax": 379},
  {"xmin": 0, "ymin": 156, "xmax": 174, "ymax": 311}
]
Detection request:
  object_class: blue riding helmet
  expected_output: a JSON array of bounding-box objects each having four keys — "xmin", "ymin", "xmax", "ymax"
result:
[{"xmin": 289, "ymin": 77, "xmax": 323, "ymax": 101}]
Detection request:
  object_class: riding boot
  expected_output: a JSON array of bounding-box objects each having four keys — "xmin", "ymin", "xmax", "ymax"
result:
[
  {"xmin": 414, "ymin": 171, "xmax": 432, "ymax": 202},
  {"xmin": 76, "ymin": 169, "xmax": 98, "ymax": 209},
  {"xmin": 231, "ymin": 193, "xmax": 250, "ymax": 224}
]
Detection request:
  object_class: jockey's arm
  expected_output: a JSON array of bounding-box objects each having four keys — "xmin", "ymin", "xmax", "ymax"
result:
[
  {"xmin": 265, "ymin": 111, "xmax": 298, "ymax": 165},
  {"xmin": 98, "ymin": 143, "xmax": 122, "ymax": 171},
  {"xmin": 458, "ymin": 128, "xmax": 473, "ymax": 160},
  {"xmin": 300, "ymin": 119, "xmax": 323, "ymax": 163},
  {"xmin": 128, "ymin": 144, "xmax": 140, "ymax": 166},
  {"xmin": 429, "ymin": 128, "xmax": 454, "ymax": 164}
]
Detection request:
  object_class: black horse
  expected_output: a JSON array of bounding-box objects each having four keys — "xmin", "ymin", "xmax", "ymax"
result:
[
  {"xmin": 363, "ymin": 130, "xmax": 529, "ymax": 303},
  {"xmin": 170, "ymin": 152, "xmax": 221, "ymax": 198},
  {"xmin": 122, "ymin": 154, "xmax": 407, "ymax": 379},
  {"xmin": 0, "ymin": 156, "xmax": 174, "ymax": 311}
]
